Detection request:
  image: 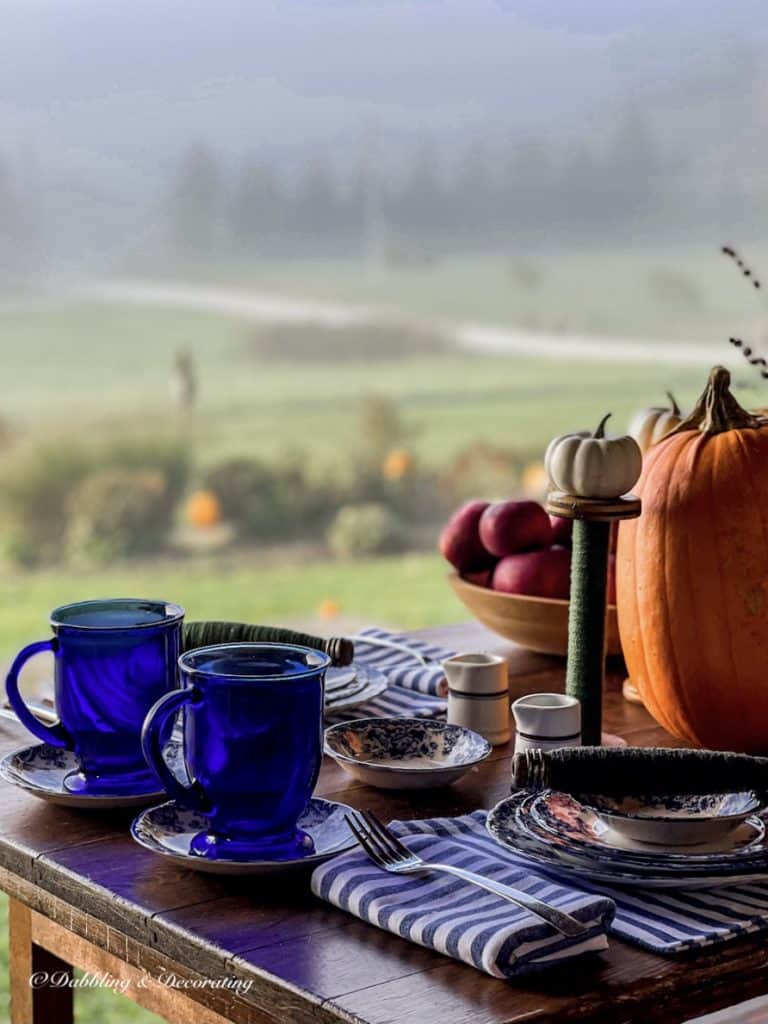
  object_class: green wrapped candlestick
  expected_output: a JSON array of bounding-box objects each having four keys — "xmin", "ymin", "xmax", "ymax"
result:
[{"xmin": 545, "ymin": 414, "xmax": 642, "ymax": 745}]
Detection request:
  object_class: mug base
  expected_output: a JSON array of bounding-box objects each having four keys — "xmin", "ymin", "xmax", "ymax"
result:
[
  {"xmin": 63, "ymin": 766, "xmax": 162, "ymax": 797},
  {"xmin": 188, "ymin": 826, "xmax": 316, "ymax": 862}
]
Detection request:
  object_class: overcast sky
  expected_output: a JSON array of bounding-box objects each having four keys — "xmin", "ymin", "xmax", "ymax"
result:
[{"xmin": 1, "ymin": 0, "xmax": 765, "ymax": 175}]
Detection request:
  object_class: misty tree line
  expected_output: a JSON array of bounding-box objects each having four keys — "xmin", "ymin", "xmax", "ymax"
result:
[
  {"xmin": 0, "ymin": 153, "xmax": 46, "ymax": 278},
  {"xmin": 164, "ymin": 111, "xmax": 676, "ymax": 261},
  {"xmin": 0, "ymin": 102, "xmax": 761, "ymax": 279}
]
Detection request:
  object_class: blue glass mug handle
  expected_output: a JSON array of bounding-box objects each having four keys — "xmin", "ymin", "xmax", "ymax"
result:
[
  {"xmin": 141, "ymin": 689, "xmax": 207, "ymax": 809},
  {"xmin": 5, "ymin": 640, "xmax": 69, "ymax": 748}
]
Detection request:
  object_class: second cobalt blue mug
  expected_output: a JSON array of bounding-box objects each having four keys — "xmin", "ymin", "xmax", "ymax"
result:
[
  {"xmin": 5, "ymin": 598, "xmax": 184, "ymax": 795},
  {"xmin": 142, "ymin": 642, "xmax": 329, "ymax": 860}
]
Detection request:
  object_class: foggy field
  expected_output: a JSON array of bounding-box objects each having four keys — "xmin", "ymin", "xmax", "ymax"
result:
[
  {"xmin": 1, "ymin": 243, "xmax": 762, "ymax": 470},
  {"xmin": 206, "ymin": 244, "xmax": 768, "ymax": 344},
  {"xmin": 0, "ymin": 300, "xmax": 714, "ymax": 463}
]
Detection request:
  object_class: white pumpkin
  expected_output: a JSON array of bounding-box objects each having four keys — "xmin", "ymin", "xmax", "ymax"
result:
[
  {"xmin": 544, "ymin": 413, "xmax": 642, "ymax": 499},
  {"xmin": 629, "ymin": 393, "xmax": 683, "ymax": 452}
]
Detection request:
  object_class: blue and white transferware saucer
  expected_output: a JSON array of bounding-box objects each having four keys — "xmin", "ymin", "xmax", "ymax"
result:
[
  {"xmin": 487, "ymin": 792, "xmax": 768, "ymax": 889},
  {"xmin": 324, "ymin": 717, "xmax": 491, "ymax": 790},
  {"xmin": 530, "ymin": 791, "xmax": 765, "ymax": 862},
  {"xmin": 0, "ymin": 741, "xmax": 182, "ymax": 809},
  {"xmin": 131, "ymin": 797, "xmax": 356, "ymax": 875},
  {"xmin": 324, "ymin": 664, "xmax": 388, "ymax": 711}
]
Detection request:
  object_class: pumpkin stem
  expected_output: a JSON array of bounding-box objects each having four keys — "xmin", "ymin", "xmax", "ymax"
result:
[
  {"xmin": 593, "ymin": 413, "xmax": 611, "ymax": 439},
  {"xmin": 665, "ymin": 391, "xmax": 681, "ymax": 416},
  {"xmin": 668, "ymin": 365, "xmax": 761, "ymax": 436}
]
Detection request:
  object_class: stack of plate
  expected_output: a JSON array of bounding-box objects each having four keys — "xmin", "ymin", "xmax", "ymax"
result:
[
  {"xmin": 487, "ymin": 790, "xmax": 768, "ymax": 889},
  {"xmin": 324, "ymin": 664, "xmax": 388, "ymax": 711}
]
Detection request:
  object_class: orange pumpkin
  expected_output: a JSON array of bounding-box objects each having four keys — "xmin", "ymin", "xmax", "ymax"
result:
[
  {"xmin": 382, "ymin": 448, "xmax": 414, "ymax": 481},
  {"xmin": 617, "ymin": 365, "xmax": 768, "ymax": 752},
  {"xmin": 520, "ymin": 461, "xmax": 548, "ymax": 499},
  {"xmin": 185, "ymin": 489, "xmax": 222, "ymax": 529}
]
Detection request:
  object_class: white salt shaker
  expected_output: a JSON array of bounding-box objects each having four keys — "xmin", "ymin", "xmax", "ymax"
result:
[
  {"xmin": 442, "ymin": 652, "xmax": 510, "ymax": 746},
  {"xmin": 511, "ymin": 693, "xmax": 581, "ymax": 754}
]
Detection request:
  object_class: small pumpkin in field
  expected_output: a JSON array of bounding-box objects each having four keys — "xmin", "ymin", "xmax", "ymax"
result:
[
  {"xmin": 544, "ymin": 414, "xmax": 642, "ymax": 499},
  {"xmin": 316, "ymin": 598, "xmax": 342, "ymax": 621},
  {"xmin": 617, "ymin": 366, "xmax": 768, "ymax": 752},
  {"xmin": 382, "ymin": 447, "xmax": 414, "ymax": 481},
  {"xmin": 629, "ymin": 392, "xmax": 684, "ymax": 452},
  {"xmin": 185, "ymin": 489, "xmax": 222, "ymax": 529},
  {"xmin": 520, "ymin": 461, "xmax": 548, "ymax": 499}
]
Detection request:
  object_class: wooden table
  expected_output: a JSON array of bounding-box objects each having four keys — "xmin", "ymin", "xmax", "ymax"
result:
[{"xmin": 2, "ymin": 622, "xmax": 766, "ymax": 1024}]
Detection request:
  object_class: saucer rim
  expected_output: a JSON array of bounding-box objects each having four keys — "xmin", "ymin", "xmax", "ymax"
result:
[
  {"xmin": 0, "ymin": 741, "xmax": 166, "ymax": 807},
  {"xmin": 130, "ymin": 796, "xmax": 356, "ymax": 870}
]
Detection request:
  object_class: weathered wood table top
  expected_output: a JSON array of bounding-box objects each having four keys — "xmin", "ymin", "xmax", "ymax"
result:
[{"xmin": 1, "ymin": 621, "xmax": 766, "ymax": 1024}]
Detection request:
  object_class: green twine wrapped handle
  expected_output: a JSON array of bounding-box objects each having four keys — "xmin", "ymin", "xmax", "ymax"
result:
[{"xmin": 181, "ymin": 622, "xmax": 354, "ymax": 666}]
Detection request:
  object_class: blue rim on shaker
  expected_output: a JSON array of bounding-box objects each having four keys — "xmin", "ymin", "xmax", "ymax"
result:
[
  {"xmin": 5, "ymin": 598, "xmax": 184, "ymax": 796},
  {"xmin": 141, "ymin": 642, "xmax": 330, "ymax": 861}
]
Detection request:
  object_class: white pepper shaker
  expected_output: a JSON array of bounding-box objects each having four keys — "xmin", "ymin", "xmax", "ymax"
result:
[{"xmin": 442, "ymin": 652, "xmax": 510, "ymax": 746}]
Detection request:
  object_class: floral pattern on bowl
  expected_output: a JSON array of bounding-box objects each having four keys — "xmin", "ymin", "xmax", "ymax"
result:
[
  {"xmin": 324, "ymin": 717, "xmax": 491, "ymax": 790},
  {"xmin": 577, "ymin": 791, "xmax": 763, "ymax": 847},
  {"xmin": 531, "ymin": 791, "xmax": 765, "ymax": 862}
]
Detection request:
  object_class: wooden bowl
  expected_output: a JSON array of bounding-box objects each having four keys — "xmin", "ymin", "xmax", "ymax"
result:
[{"xmin": 448, "ymin": 573, "xmax": 621, "ymax": 657}]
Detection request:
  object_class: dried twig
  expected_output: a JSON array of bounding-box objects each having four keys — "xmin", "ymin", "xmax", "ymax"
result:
[
  {"xmin": 721, "ymin": 245, "xmax": 767, "ymax": 380},
  {"xmin": 728, "ymin": 337, "xmax": 768, "ymax": 379},
  {"xmin": 721, "ymin": 245, "xmax": 762, "ymax": 290}
]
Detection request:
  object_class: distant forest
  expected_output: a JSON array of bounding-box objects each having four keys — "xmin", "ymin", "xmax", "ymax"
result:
[{"xmin": 0, "ymin": 102, "xmax": 766, "ymax": 279}]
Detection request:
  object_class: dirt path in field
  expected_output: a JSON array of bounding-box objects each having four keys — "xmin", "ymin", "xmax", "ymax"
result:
[{"xmin": 79, "ymin": 279, "xmax": 724, "ymax": 367}]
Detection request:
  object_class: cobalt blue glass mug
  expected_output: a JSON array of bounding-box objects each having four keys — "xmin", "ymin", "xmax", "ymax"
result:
[
  {"xmin": 5, "ymin": 598, "xmax": 184, "ymax": 795},
  {"xmin": 141, "ymin": 642, "xmax": 329, "ymax": 860}
]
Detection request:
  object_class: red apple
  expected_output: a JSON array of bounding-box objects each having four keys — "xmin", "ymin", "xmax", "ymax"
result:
[
  {"xmin": 439, "ymin": 500, "xmax": 495, "ymax": 573},
  {"xmin": 492, "ymin": 546, "xmax": 571, "ymax": 599},
  {"xmin": 608, "ymin": 553, "xmax": 617, "ymax": 605},
  {"xmin": 463, "ymin": 568, "xmax": 494, "ymax": 587},
  {"xmin": 549, "ymin": 515, "xmax": 573, "ymax": 546},
  {"xmin": 479, "ymin": 500, "xmax": 552, "ymax": 557}
]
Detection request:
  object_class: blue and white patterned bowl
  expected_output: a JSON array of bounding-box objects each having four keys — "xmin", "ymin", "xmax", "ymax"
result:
[
  {"xmin": 580, "ymin": 791, "xmax": 763, "ymax": 847},
  {"xmin": 530, "ymin": 791, "xmax": 765, "ymax": 861},
  {"xmin": 324, "ymin": 717, "xmax": 491, "ymax": 790}
]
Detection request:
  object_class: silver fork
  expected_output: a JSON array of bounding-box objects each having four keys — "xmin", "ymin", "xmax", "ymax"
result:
[{"xmin": 345, "ymin": 809, "xmax": 589, "ymax": 939}]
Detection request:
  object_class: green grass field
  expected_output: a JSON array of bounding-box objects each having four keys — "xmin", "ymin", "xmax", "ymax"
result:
[
  {"xmin": 0, "ymin": 550, "xmax": 459, "ymax": 655},
  {"xmin": 0, "ymin": 302, "xmax": 754, "ymax": 476}
]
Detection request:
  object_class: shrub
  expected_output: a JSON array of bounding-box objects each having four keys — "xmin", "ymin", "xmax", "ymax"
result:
[
  {"xmin": 0, "ymin": 436, "xmax": 189, "ymax": 566},
  {"xmin": 439, "ymin": 442, "xmax": 525, "ymax": 506},
  {"xmin": 0, "ymin": 445, "xmax": 94, "ymax": 566},
  {"xmin": 356, "ymin": 395, "xmax": 412, "ymax": 467},
  {"xmin": 326, "ymin": 503, "xmax": 403, "ymax": 559},
  {"xmin": 65, "ymin": 468, "xmax": 172, "ymax": 564},
  {"xmin": 202, "ymin": 454, "xmax": 335, "ymax": 541}
]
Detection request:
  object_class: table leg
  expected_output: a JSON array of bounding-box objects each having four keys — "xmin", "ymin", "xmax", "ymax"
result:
[{"xmin": 9, "ymin": 898, "xmax": 74, "ymax": 1024}]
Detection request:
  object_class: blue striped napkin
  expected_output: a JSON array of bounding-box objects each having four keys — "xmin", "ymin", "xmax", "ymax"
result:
[
  {"xmin": 311, "ymin": 810, "xmax": 614, "ymax": 977},
  {"xmin": 589, "ymin": 873, "xmax": 768, "ymax": 954},
  {"xmin": 324, "ymin": 627, "xmax": 451, "ymax": 725}
]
